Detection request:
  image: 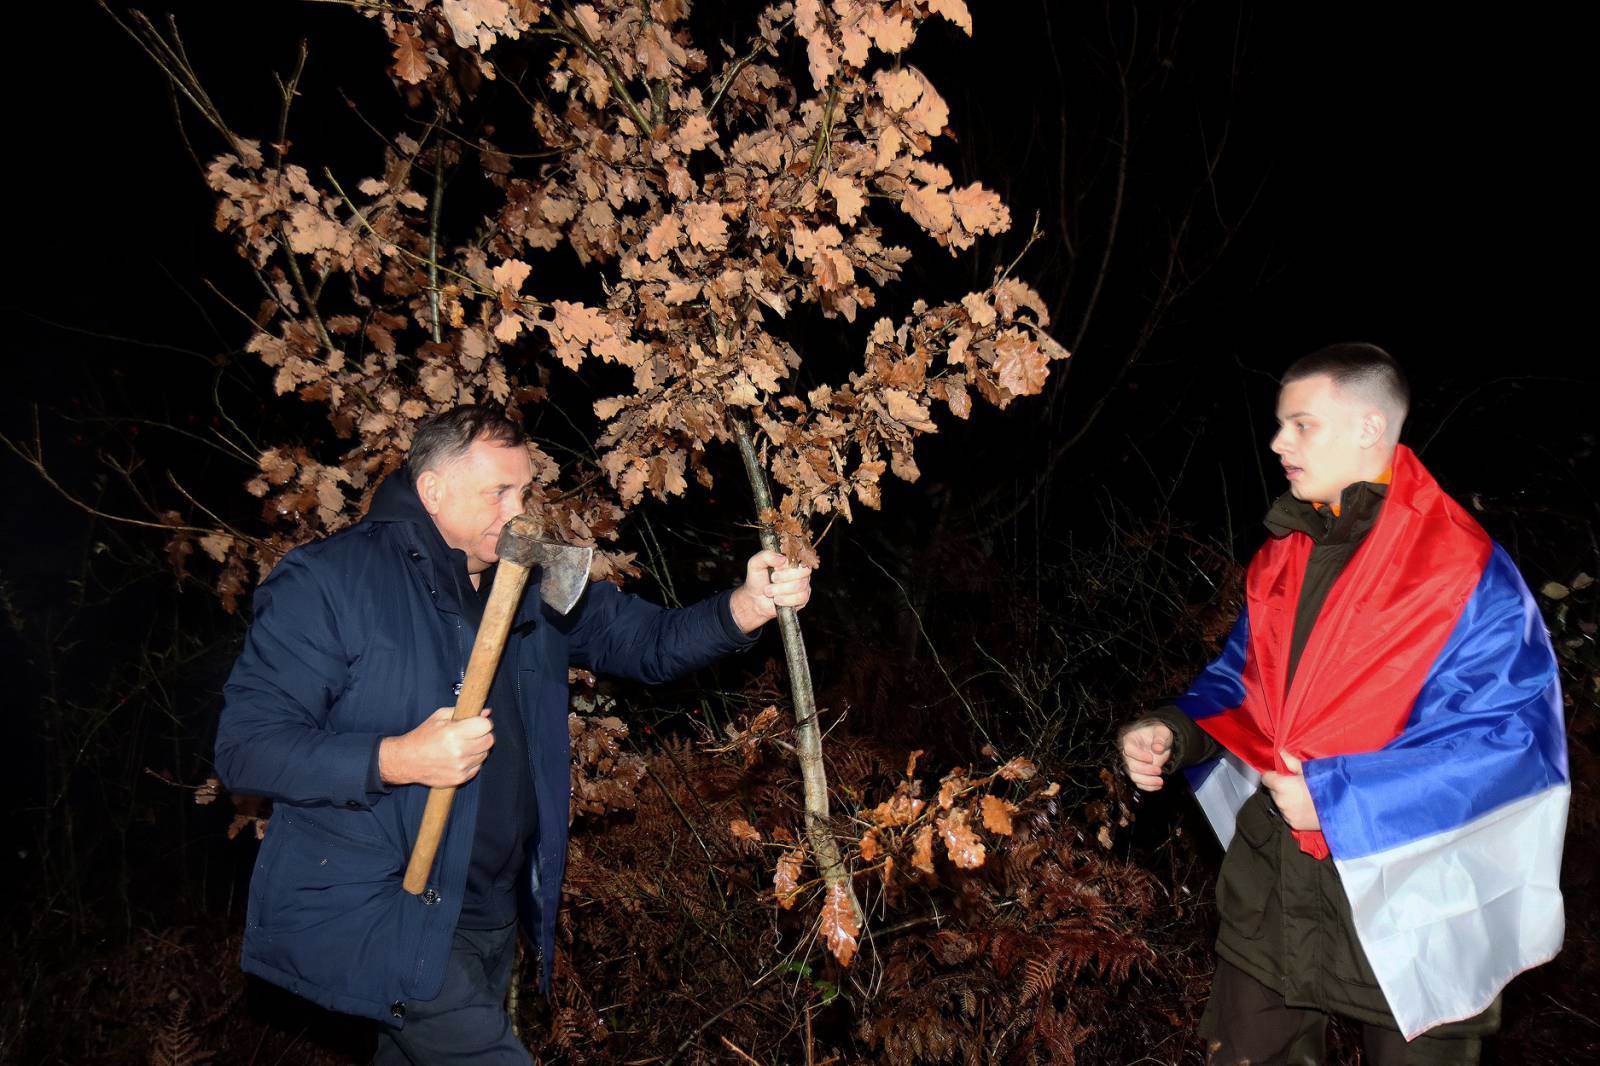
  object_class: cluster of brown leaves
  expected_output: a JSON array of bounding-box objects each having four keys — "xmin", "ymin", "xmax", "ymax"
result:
[
  {"xmin": 192, "ymin": 775, "xmax": 271, "ymax": 842},
  {"xmin": 186, "ymin": 121, "xmax": 638, "ymax": 603},
  {"xmin": 547, "ymin": 711, "xmax": 1177, "ymax": 1063},
  {"xmin": 174, "ymin": 0, "xmax": 1065, "ymax": 600},
  {"xmin": 722, "ymin": 729, "xmax": 1064, "ymax": 967},
  {"xmin": 413, "ymin": 0, "xmax": 1068, "ymax": 563},
  {"xmin": 853, "ymin": 750, "xmax": 1052, "ymax": 887},
  {"xmin": 568, "ymin": 708, "xmax": 648, "ymax": 819},
  {"xmin": 711, "ymin": 702, "xmax": 784, "ymax": 768}
]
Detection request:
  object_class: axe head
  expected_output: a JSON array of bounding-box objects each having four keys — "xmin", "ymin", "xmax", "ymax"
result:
[{"xmin": 495, "ymin": 514, "xmax": 594, "ymax": 615}]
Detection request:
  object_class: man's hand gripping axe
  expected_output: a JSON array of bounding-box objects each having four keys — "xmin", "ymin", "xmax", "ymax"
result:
[{"xmin": 403, "ymin": 515, "xmax": 593, "ymax": 895}]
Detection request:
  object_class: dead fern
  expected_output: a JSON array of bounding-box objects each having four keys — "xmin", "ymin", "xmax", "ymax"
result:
[{"xmin": 146, "ymin": 993, "xmax": 210, "ymax": 1066}]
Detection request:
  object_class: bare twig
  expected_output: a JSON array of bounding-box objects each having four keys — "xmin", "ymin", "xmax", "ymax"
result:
[
  {"xmin": 665, "ymin": 990, "xmax": 759, "ymax": 1064},
  {"xmin": 428, "ymin": 142, "xmax": 446, "ymax": 343},
  {"xmin": 98, "ymin": 5, "xmax": 252, "ymax": 160},
  {"xmin": 271, "ymin": 40, "xmax": 309, "ymax": 167},
  {"xmin": 718, "ymin": 1036, "xmax": 765, "ymax": 1066},
  {"xmin": 0, "ymin": 416, "xmax": 259, "ymax": 545},
  {"xmin": 1054, "ymin": 6, "xmax": 1134, "ymax": 392}
]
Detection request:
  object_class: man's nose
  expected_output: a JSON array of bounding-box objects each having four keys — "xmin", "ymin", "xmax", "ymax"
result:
[{"xmin": 1269, "ymin": 429, "xmax": 1288, "ymax": 454}]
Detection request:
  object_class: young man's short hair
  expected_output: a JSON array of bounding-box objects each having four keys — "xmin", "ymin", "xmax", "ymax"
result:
[
  {"xmin": 1283, "ymin": 342, "xmax": 1410, "ymax": 439},
  {"xmin": 408, "ymin": 405, "xmax": 526, "ymax": 486}
]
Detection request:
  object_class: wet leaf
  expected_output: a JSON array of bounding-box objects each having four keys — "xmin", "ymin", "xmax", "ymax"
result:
[{"xmin": 819, "ymin": 881, "xmax": 860, "ymax": 966}]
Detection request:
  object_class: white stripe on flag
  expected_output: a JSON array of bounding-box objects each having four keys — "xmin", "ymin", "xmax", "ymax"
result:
[
  {"xmin": 1191, "ymin": 751, "xmax": 1261, "ymax": 850},
  {"xmin": 1335, "ymin": 784, "xmax": 1569, "ymax": 1040}
]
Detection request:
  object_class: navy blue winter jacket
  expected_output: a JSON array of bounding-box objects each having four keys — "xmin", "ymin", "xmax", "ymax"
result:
[{"xmin": 214, "ymin": 471, "xmax": 756, "ymax": 1025}]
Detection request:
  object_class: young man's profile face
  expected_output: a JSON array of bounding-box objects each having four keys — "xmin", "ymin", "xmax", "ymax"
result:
[
  {"xmin": 1270, "ymin": 373, "xmax": 1387, "ymax": 505},
  {"xmin": 418, "ymin": 439, "xmax": 534, "ymax": 574}
]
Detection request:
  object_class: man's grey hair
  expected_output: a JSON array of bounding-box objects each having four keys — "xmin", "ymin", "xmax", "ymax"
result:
[
  {"xmin": 1282, "ymin": 342, "xmax": 1410, "ymax": 442},
  {"xmin": 407, "ymin": 405, "xmax": 526, "ymax": 486}
]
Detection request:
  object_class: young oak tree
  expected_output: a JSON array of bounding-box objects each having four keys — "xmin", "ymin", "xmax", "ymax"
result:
[{"xmin": 146, "ymin": 0, "xmax": 1066, "ymax": 960}]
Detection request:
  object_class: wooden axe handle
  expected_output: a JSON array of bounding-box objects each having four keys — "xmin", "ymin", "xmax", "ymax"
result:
[{"xmin": 403, "ymin": 558, "xmax": 534, "ymax": 895}]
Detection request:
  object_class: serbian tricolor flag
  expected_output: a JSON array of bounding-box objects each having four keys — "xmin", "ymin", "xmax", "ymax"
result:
[{"xmin": 1178, "ymin": 445, "xmax": 1569, "ymax": 1038}]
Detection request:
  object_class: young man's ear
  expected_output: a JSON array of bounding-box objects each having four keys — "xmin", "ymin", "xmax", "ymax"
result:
[{"xmin": 1360, "ymin": 409, "xmax": 1388, "ymax": 448}]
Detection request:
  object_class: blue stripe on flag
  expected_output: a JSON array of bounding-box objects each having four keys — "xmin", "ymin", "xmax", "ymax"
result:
[
  {"xmin": 1176, "ymin": 609, "xmax": 1250, "ymax": 721},
  {"xmin": 1305, "ymin": 544, "xmax": 1568, "ymax": 861}
]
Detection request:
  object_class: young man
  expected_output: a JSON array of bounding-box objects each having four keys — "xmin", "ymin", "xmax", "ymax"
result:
[
  {"xmin": 216, "ymin": 405, "xmax": 812, "ymax": 1064},
  {"xmin": 1121, "ymin": 344, "xmax": 1568, "ymax": 1065}
]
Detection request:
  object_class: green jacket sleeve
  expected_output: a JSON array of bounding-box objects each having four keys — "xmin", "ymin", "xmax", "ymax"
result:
[{"xmin": 1141, "ymin": 705, "xmax": 1225, "ymax": 772}]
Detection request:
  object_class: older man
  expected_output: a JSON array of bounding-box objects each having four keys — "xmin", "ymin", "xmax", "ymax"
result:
[
  {"xmin": 216, "ymin": 405, "xmax": 811, "ymax": 1064},
  {"xmin": 1121, "ymin": 344, "xmax": 1568, "ymax": 1064}
]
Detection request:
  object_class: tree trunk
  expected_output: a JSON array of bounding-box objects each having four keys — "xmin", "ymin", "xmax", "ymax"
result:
[{"xmin": 732, "ymin": 421, "xmax": 860, "ymax": 925}]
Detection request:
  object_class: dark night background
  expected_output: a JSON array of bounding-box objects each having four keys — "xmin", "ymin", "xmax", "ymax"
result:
[
  {"xmin": 13, "ymin": 3, "xmax": 1591, "ymax": 558},
  {"xmin": 3, "ymin": 2, "xmax": 1593, "ymax": 1063}
]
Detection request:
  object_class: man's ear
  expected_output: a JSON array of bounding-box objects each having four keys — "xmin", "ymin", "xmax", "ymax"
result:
[
  {"xmin": 1359, "ymin": 409, "xmax": 1388, "ymax": 449},
  {"xmin": 415, "ymin": 469, "xmax": 444, "ymax": 516}
]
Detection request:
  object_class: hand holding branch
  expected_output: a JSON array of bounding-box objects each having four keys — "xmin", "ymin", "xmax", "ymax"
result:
[{"xmin": 729, "ymin": 549, "xmax": 813, "ymax": 633}]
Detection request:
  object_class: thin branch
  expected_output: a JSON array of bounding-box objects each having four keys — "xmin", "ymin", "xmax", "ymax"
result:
[
  {"xmin": 99, "ymin": 5, "xmax": 250, "ymax": 160},
  {"xmin": 255, "ymin": 39, "xmax": 353, "ymax": 388},
  {"xmin": 301, "ymin": 0, "xmax": 407, "ymax": 11},
  {"xmin": 806, "ymin": 82, "xmax": 839, "ymax": 177},
  {"xmin": 985, "ymin": 78, "xmax": 1237, "ymax": 533},
  {"xmin": 995, "ymin": 212, "xmax": 1044, "ymax": 286},
  {"xmin": 666, "ymin": 990, "xmax": 762, "ymax": 1064},
  {"xmin": 166, "ymin": 473, "xmax": 262, "ymax": 546},
  {"xmin": 422, "ymin": 119, "xmax": 574, "ymax": 160},
  {"xmin": 718, "ymin": 1036, "xmax": 765, "ymax": 1066},
  {"xmin": 13, "ymin": 309, "xmax": 216, "ymax": 365},
  {"xmin": 56, "ymin": 415, "xmax": 250, "ymax": 468},
  {"xmin": 707, "ymin": 21, "xmax": 789, "ymax": 118},
  {"xmin": 277, "ymin": 238, "xmax": 339, "ymax": 358},
  {"xmin": 272, "ymin": 40, "xmax": 309, "ymax": 168},
  {"xmin": 428, "ymin": 142, "xmax": 446, "ymax": 343},
  {"xmin": 0, "ymin": 418, "xmax": 255, "ymax": 545},
  {"xmin": 554, "ymin": 6, "xmax": 653, "ymax": 133},
  {"xmin": 323, "ymin": 166, "xmax": 522, "ymax": 303},
  {"xmin": 163, "ymin": 75, "xmax": 206, "ymax": 177},
  {"xmin": 202, "ymin": 278, "xmax": 273, "ymax": 334},
  {"xmin": 639, "ymin": 758, "xmax": 722, "ymax": 881},
  {"xmin": 1053, "ymin": 10, "xmax": 1134, "ymax": 402}
]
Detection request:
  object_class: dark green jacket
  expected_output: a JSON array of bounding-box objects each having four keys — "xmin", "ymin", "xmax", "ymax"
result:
[{"xmin": 1145, "ymin": 481, "xmax": 1498, "ymax": 1035}]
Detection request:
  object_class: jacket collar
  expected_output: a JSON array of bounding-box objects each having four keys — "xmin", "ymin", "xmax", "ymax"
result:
[
  {"xmin": 365, "ymin": 468, "xmax": 478, "ymax": 617},
  {"xmin": 1264, "ymin": 479, "xmax": 1389, "ymax": 546}
]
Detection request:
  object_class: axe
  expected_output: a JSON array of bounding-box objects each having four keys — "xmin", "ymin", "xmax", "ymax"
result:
[{"xmin": 402, "ymin": 515, "xmax": 593, "ymax": 895}]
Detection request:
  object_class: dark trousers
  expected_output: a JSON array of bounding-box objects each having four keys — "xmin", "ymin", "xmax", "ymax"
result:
[
  {"xmin": 373, "ymin": 922, "xmax": 533, "ymax": 1066},
  {"xmin": 1200, "ymin": 959, "xmax": 1485, "ymax": 1066}
]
